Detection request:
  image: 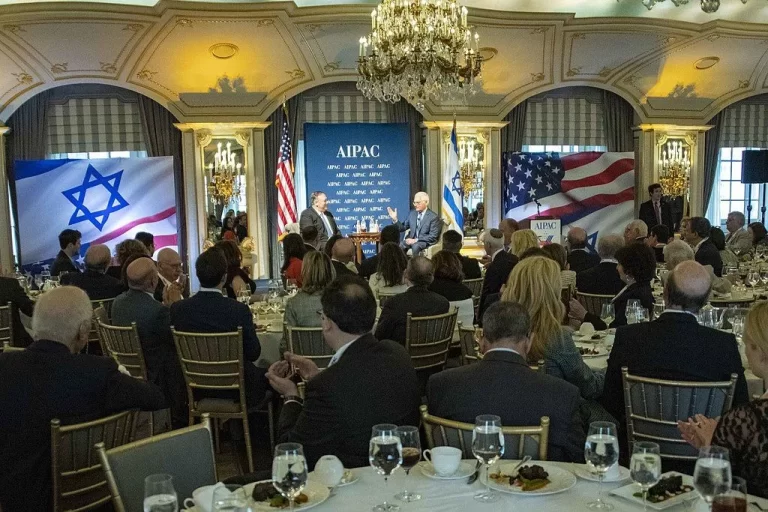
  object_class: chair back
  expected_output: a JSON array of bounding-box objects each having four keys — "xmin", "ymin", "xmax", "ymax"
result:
[
  {"xmin": 97, "ymin": 321, "xmax": 148, "ymax": 380},
  {"xmin": 405, "ymin": 309, "xmax": 458, "ymax": 371},
  {"xmin": 2, "ymin": 340, "xmax": 23, "ymax": 353},
  {"xmin": 87, "ymin": 300, "xmax": 114, "ymax": 354},
  {"xmin": 575, "ymin": 291, "xmax": 613, "ymax": 317},
  {"xmin": 462, "ymin": 278, "xmax": 483, "ymax": 297},
  {"xmin": 97, "ymin": 415, "xmax": 216, "ymax": 512},
  {"xmin": 457, "ymin": 321, "xmax": 480, "ymax": 365},
  {"xmin": 377, "ymin": 292, "xmax": 398, "ymax": 308},
  {"xmin": 528, "ymin": 360, "xmax": 546, "ymax": 374},
  {"xmin": 285, "ymin": 325, "xmax": 334, "ymax": 370},
  {"xmin": 420, "ymin": 405, "xmax": 549, "ymax": 460},
  {"xmin": 51, "ymin": 409, "xmax": 138, "ymax": 512},
  {"xmin": 0, "ymin": 301, "xmax": 14, "ymax": 347},
  {"xmin": 621, "ymin": 368, "xmax": 738, "ymax": 462}
]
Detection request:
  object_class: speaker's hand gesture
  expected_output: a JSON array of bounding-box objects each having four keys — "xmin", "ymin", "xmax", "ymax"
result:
[{"xmin": 387, "ymin": 207, "xmax": 398, "ymax": 222}]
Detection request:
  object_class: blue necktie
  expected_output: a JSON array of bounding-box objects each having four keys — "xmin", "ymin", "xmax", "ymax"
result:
[{"xmin": 416, "ymin": 212, "xmax": 423, "ymax": 234}]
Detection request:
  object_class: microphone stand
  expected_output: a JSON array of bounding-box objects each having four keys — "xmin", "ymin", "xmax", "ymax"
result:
[{"xmin": 534, "ymin": 198, "xmax": 542, "ymax": 217}]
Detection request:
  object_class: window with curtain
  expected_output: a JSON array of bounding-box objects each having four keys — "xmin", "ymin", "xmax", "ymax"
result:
[{"xmin": 708, "ymin": 147, "xmax": 766, "ymax": 229}]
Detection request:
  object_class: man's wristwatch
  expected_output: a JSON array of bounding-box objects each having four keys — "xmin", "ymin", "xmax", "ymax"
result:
[{"xmin": 283, "ymin": 395, "xmax": 304, "ymax": 406}]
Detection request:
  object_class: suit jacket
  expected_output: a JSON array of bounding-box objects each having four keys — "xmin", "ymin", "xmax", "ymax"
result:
[
  {"xmin": 374, "ymin": 286, "xmax": 450, "ymax": 345},
  {"xmin": 639, "ymin": 199, "xmax": 673, "ymax": 232},
  {"xmin": 0, "ymin": 340, "xmax": 166, "ymax": 512},
  {"xmin": 284, "ymin": 290, "xmax": 323, "ymax": 328},
  {"xmin": 153, "ymin": 278, "xmax": 191, "ymax": 303},
  {"xmin": 601, "ymin": 312, "xmax": 749, "ymax": 427},
  {"xmin": 478, "ymin": 251, "xmax": 518, "ymax": 318},
  {"xmin": 50, "ymin": 250, "xmax": 79, "ymax": 277},
  {"xmin": 459, "ymin": 254, "xmax": 482, "ymax": 279},
  {"xmin": 359, "ymin": 254, "xmax": 379, "ymax": 280},
  {"xmin": 576, "ymin": 262, "xmax": 625, "ymax": 296},
  {"xmin": 0, "ymin": 277, "xmax": 34, "ymax": 347},
  {"xmin": 61, "ymin": 269, "xmax": 123, "ymax": 301},
  {"xmin": 725, "ymin": 229, "xmax": 753, "ymax": 255},
  {"xmin": 427, "ymin": 350, "xmax": 585, "ymax": 462},
  {"xmin": 567, "ymin": 249, "xmax": 600, "ymax": 274},
  {"xmin": 277, "ymin": 333, "xmax": 420, "ymax": 469},
  {"xmin": 695, "ymin": 239, "xmax": 724, "ymax": 277},
  {"xmin": 584, "ymin": 281, "xmax": 655, "ymax": 329},
  {"xmin": 428, "ymin": 278, "xmax": 473, "ymax": 302},
  {"xmin": 332, "ymin": 260, "xmax": 357, "ymax": 277},
  {"xmin": 299, "ymin": 208, "xmax": 340, "ymax": 249},
  {"xmin": 394, "ymin": 209, "xmax": 441, "ymax": 256}
]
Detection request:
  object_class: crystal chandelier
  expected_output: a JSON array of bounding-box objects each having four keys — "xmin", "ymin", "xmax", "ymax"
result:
[
  {"xmin": 356, "ymin": 0, "xmax": 483, "ymax": 109},
  {"xmin": 658, "ymin": 140, "xmax": 691, "ymax": 197},
  {"xmin": 638, "ymin": 0, "xmax": 751, "ymax": 13},
  {"xmin": 207, "ymin": 141, "xmax": 244, "ymax": 205},
  {"xmin": 458, "ymin": 137, "xmax": 484, "ymax": 200}
]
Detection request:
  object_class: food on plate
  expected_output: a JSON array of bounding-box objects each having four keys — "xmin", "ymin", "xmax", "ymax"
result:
[
  {"xmin": 341, "ymin": 469, "xmax": 354, "ymax": 483},
  {"xmin": 578, "ymin": 347, "xmax": 601, "ymax": 356},
  {"xmin": 490, "ymin": 464, "xmax": 551, "ymax": 492},
  {"xmin": 251, "ymin": 481, "xmax": 309, "ymax": 508},
  {"xmin": 632, "ymin": 475, "xmax": 693, "ymax": 503}
]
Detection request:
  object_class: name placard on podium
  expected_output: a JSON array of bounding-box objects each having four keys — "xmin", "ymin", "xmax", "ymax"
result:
[{"xmin": 530, "ymin": 217, "xmax": 561, "ymax": 245}]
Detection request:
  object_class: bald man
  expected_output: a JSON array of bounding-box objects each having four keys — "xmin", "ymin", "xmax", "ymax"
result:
[
  {"xmin": 566, "ymin": 227, "xmax": 599, "ymax": 273},
  {"xmin": 154, "ymin": 248, "xmax": 187, "ymax": 303},
  {"xmin": 601, "ymin": 260, "xmax": 748, "ymax": 461},
  {"xmin": 331, "ymin": 238, "xmax": 359, "ymax": 276},
  {"xmin": 61, "ymin": 243, "xmax": 124, "ymax": 300},
  {"xmin": 499, "ymin": 218, "xmax": 519, "ymax": 252},
  {"xmin": 387, "ymin": 192, "xmax": 441, "ymax": 256}
]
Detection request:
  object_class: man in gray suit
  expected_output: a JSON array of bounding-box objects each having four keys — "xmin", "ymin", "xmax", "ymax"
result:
[
  {"xmin": 111, "ymin": 258, "xmax": 187, "ymax": 428},
  {"xmin": 387, "ymin": 191, "xmax": 441, "ymax": 257},
  {"xmin": 725, "ymin": 211, "xmax": 753, "ymax": 255}
]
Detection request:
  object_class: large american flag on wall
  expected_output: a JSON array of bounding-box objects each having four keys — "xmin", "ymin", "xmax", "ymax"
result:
[
  {"xmin": 503, "ymin": 151, "xmax": 635, "ymax": 247},
  {"xmin": 275, "ymin": 108, "xmax": 297, "ymax": 238}
]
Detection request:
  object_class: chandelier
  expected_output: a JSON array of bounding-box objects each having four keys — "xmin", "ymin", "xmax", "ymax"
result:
[
  {"xmin": 207, "ymin": 141, "xmax": 244, "ymax": 205},
  {"xmin": 658, "ymin": 140, "xmax": 691, "ymax": 197},
  {"xmin": 458, "ymin": 137, "xmax": 484, "ymax": 200},
  {"xmin": 356, "ymin": 0, "xmax": 483, "ymax": 109},
  {"xmin": 638, "ymin": 0, "xmax": 750, "ymax": 13}
]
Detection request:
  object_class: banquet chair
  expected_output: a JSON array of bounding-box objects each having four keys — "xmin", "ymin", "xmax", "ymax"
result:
[
  {"xmin": 462, "ymin": 278, "xmax": 483, "ymax": 311},
  {"xmin": 97, "ymin": 414, "xmax": 216, "ymax": 512},
  {"xmin": 2, "ymin": 340, "xmax": 23, "ymax": 352},
  {"xmin": 87, "ymin": 299, "xmax": 114, "ymax": 355},
  {"xmin": 622, "ymin": 368, "xmax": 738, "ymax": 463},
  {"xmin": 97, "ymin": 321, "xmax": 147, "ymax": 380},
  {"xmin": 575, "ymin": 291, "xmax": 613, "ymax": 317},
  {"xmin": 420, "ymin": 405, "xmax": 549, "ymax": 460},
  {"xmin": 405, "ymin": 309, "xmax": 458, "ymax": 373},
  {"xmin": 377, "ymin": 291, "xmax": 398, "ymax": 308},
  {"xmin": 51, "ymin": 409, "xmax": 139, "ymax": 512},
  {"xmin": 0, "ymin": 301, "xmax": 15, "ymax": 347},
  {"xmin": 457, "ymin": 321, "xmax": 480, "ymax": 365},
  {"xmin": 285, "ymin": 324, "xmax": 334, "ymax": 370}
]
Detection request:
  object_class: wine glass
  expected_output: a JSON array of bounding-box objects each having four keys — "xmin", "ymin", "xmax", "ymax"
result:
[
  {"xmin": 585, "ymin": 421, "xmax": 619, "ymax": 510},
  {"xmin": 143, "ymin": 473, "xmax": 178, "ymax": 512},
  {"xmin": 394, "ymin": 426, "xmax": 422, "ymax": 502},
  {"xmin": 636, "ymin": 308, "xmax": 649, "ymax": 323},
  {"xmin": 272, "ymin": 443, "xmax": 308, "ymax": 512},
  {"xmin": 472, "ymin": 414, "xmax": 505, "ymax": 504},
  {"xmin": 34, "ymin": 274, "xmax": 43, "ymax": 291},
  {"xmin": 630, "ymin": 442, "xmax": 662, "ymax": 512},
  {"xmin": 747, "ymin": 271, "xmax": 760, "ymax": 289},
  {"xmin": 600, "ymin": 304, "xmax": 615, "ymax": 329},
  {"xmin": 693, "ymin": 446, "xmax": 732, "ymax": 511},
  {"xmin": 237, "ymin": 289, "xmax": 251, "ymax": 305},
  {"xmin": 652, "ymin": 302, "xmax": 665, "ymax": 320},
  {"xmin": 626, "ymin": 306, "xmax": 638, "ymax": 325},
  {"xmin": 712, "ymin": 475, "xmax": 747, "ymax": 512},
  {"xmin": 211, "ymin": 484, "xmax": 250, "ymax": 512},
  {"xmin": 369, "ymin": 424, "xmax": 402, "ymax": 512}
]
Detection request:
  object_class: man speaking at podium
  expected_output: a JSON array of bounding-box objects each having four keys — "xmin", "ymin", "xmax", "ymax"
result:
[{"xmin": 387, "ymin": 192, "xmax": 441, "ymax": 257}]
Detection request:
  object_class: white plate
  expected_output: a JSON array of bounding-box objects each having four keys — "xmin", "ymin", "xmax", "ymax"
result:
[
  {"xmin": 308, "ymin": 469, "xmax": 358, "ymax": 488},
  {"xmin": 418, "ymin": 460, "xmax": 476, "ymax": 480},
  {"xmin": 245, "ymin": 480, "xmax": 330, "ymax": 511},
  {"xmin": 574, "ymin": 332, "xmax": 608, "ymax": 342},
  {"xmin": 609, "ymin": 472, "xmax": 697, "ymax": 511},
  {"xmin": 573, "ymin": 464, "xmax": 630, "ymax": 483},
  {"xmin": 575, "ymin": 345, "xmax": 609, "ymax": 358},
  {"xmin": 481, "ymin": 462, "xmax": 577, "ymax": 496}
]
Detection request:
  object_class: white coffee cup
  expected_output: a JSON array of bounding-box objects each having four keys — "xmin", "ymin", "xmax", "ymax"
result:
[
  {"xmin": 182, "ymin": 484, "xmax": 216, "ymax": 512},
  {"xmin": 423, "ymin": 446, "xmax": 462, "ymax": 476}
]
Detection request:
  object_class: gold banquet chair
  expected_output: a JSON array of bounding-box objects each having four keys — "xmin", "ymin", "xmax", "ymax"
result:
[
  {"xmin": 87, "ymin": 299, "xmax": 114, "ymax": 355},
  {"xmin": 97, "ymin": 321, "xmax": 148, "ymax": 380},
  {"xmin": 377, "ymin": 291, "xmax": 399, "ymax": 308},
  {"xmin": 405, "ymin": 309, "xmax": 459, "ymax": 373},
  {"xmin": 2, "ymin": 340, "xmax": 23, "ymax": 353},
  {"xmin": 285, "ymin": 324, "xmax": 334, "ymax": 371},
  {"xmin": 97, "ymin": 414, "xmax": 216, "ymax": 512},
  {"xmin": 622, "ymin": 368, "xmax": 738, "ymax": 462},
  {"xmin": 0, "ymin": 301, "xmax": 15, "ymax": 348},
  {"xmin": 457, "ymin": 321, "xmax": 481, "ymax": 365},
  {"xmin": 420, "ymin": 405, "xmax": 549, "ymax": 461},
  {"xmin": 51, "ymin": 409, "xmax": 139, "ymax": 512},
  {"xmin": 462, "ymin": 278, "xmax": 483, "ymax": 299},
  {"xmin": 575, "ymin": 292, "xmax": 614, "ymax": 318}
]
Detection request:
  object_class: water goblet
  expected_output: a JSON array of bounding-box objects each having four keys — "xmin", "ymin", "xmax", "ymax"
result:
[
  {"xmin": 694, "ymin": 446, "xmax": 732, "ymax": 511},
  {"xmin": 472, "ymin": 414, "xmax": 504, "ymax": 504},
  {"xmin": 585, "ymin": 421, "xmax": 619, "ymax": 510},
  {"xmin": 369, "ymin": 424, "xmax": 402, "ymax": 512},
  {"xmin": 143, "ymin": 473, "xmax": 178, "ymax": 512},
  {"xmin": 630, "ymin": 442, "xmax": 662, "ymax": 512},
  {"xmin": 272, "ymin": 443, "xmax": 308, "ymax": 512}
]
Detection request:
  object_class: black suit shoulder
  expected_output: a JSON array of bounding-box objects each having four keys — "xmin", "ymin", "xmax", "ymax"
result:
[{"xmin": 459, "ymin": 255, "xmax": 482, "ymax": 279}]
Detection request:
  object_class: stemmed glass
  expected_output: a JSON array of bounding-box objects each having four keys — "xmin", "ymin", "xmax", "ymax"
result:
[
  {"xmin": 600, "ymin": 304, "xmax": 615, "ymax": 330},
  {"xmin": 472, "ymin": 414, "xmax": 505, "ymax": 503},
  {"xmin": 237, "ymin": 289, "xmax": 251, "ymax": 305},
  {"xmin": 652, "ymin": 302, "xmax": 665, "ymax": 320},
  {"xmin": 369, "ymin": 424, "xmax": 402, "ymax": 512},
  {"xmin": 211, "ymin": 484, "xmax": 251, "ymax": 512},
  {"xmin": 630, "ymin": 442, "xmax": 662, "ymax": 511},
  {"xmin": 585, "ymin": 421, "xmax": 619, "ymax": 510},
  {"xmin": 694, "ymin": 446, "xmax": 732, "ymax": 511},
  {"xmin": 272, "ymin": 443, "xmax": 308, "ymax": 512},
  {"xmin": 394, "ymin": 426, "xmax": 422, "ymax": 502},
  {"xmin": 747, "ymin": 271, "xmax": 760, "ymax": 290},
  {"xmin": 712, "ymin": 476, "xmax": 747, "ymax": 511},
  {"xmin": 143, "ymin": 473, "xmax": 178, "ymax": 512}
]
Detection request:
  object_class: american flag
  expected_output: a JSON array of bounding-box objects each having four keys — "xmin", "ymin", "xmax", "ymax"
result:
[
  {"xmin": 275, "ymin": 107, "xmax": 296, "ymax": 238},
  {"xmin": 503, "ymin": 151, "xmax": 635, "ymax": 244}
]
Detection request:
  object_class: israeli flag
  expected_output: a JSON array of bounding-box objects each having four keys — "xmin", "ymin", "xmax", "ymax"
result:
[
  {"xmin": 14, "ymin": 157, "xmax": 177, "ymax": 267},
  {"xmin": 442, "ymin": 121, "xmax": 464, "ymax": 234}
]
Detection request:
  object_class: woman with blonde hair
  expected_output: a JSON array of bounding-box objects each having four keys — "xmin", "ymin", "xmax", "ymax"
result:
[
  {"xmin": 284, "ymin": 251, "xmax": 336, "ymax": 327},
  {"xmin": 510, "ymin": 229, "xmax": 540, "ymax": 258}
]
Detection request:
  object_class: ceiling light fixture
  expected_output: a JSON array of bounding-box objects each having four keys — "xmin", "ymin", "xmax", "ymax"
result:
[{"xmin": 635, "ymin": 0, "xmax": 751, "ymax": 13}]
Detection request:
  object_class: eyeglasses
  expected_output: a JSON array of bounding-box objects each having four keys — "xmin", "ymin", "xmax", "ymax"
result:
[{"xmin": 413, "ymin": 201, "xmax": 426, "ymax": 205}]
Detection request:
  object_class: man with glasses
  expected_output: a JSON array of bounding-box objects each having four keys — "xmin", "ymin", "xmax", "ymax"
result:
[
  {"xmin": 387, "ymin": 191, "xmax": 441, "ymax": 257},
  {"xmin": 300, "ymin": 191, "xmax": 340, "ymax": 251},
  {"xmin": 154, "ymin": 248, "xmax": 187, "ymax": 302}
]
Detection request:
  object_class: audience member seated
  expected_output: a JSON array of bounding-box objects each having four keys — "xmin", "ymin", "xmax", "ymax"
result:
[
  {"xmin": 112, "ymin": 258, "xmax": 186, "ymax": 428},
  {"xmin": 623, "ymin": 219, "xmax": 648, "ymax": 245},
  {"xmin": 220, "ymin": 216, "xmax": 237, "ymax": 241},
  {"xmin": 301, "ymin": 225, "xmax": 319, "ymax": 252},
  {"xmin": 677, "ymin": 301, "xmax": 768, "ymax": 499},
  {"xmin": 499, "ymin": 218, "xmax": 519, "ymax": 252},
  {"xmin": 0, "ymin": 273, "xmax": 34, "ymax": 347},
  {"xmin": 749, "ymin": 222, "xmax": 768, "ymax": 248},
  {"xmin": 368, "ymin": 242, "xmax": 408, "ymax": 298},
  {"xmin": 0, "ymin": 286, "xmax": 165, "ymax": 511},
  {"xmin": 427, "ymin": 301, "xmax": 586, "ymax": 462},
  {"xmin": 51, "ymin": 228, "xmax": 81, "ymax": 277},
  {"xmin": 646, "ymin": 224, "xmax": 672, "ymax": 263},
  {"xmin": 571, "ymin": 243, "xmax": 656, "ymax": 329},
  {"xmin": 575, "ymin": 234, "xmax": 625, "ymax": 296},
  {"xmin": 428, "ymin": 250, "xmax": 474, "ymax": 326},
  {"xmin": 266, "ymin": 275, "xmax": 420, "ymax": 468},
  {"xmin": 331, "ymin": 238, "xmax": 359, "ymax": 276},
  {"xmin": 154, "ymin": 248, "xmax": 188, "ymax": 302},
  {"xmin": 216, "ymin": 239, "xmax": 256, "ymax": 299},
  {"xmin": 689, "ymin": 216, "xmax": 724, "ymax": 277},
  {"xmin": 478, "ymin": 229, "xmax": 518, "ymax": 321},
  {"xmin": 566, "ymin": 227, "xmax": 599, "ymax": 273},
  {"xmin": 725, "ymin": 211, "xmax": 753, "ymax": 256},
  {"xmin": 107, "ymin": 239, "xmax": 149, "ymax": 282},
  {"xmin": 359, "ymin": 225, "xmax": 400, "ymax": 279},
  {"xmin": 235, "ymin": 212, "xmax": 248, "ymax": 242},
  {"xmin": 281, "ymin": 233, "xmax": 306, "ymax": 288},
  {"xmin": 679, "ymin": 217, "xmax": 692, "ymax": 244},
  {"xmin": 441, "ymin": 229, "xmax": 481, "ymax": 279},
  {"xmin": 375, "ymin": 256, "xmax": 450, "ymax": 346},
  {"xmin": 542, "ymin": 243, "xmax": 576, "ymax": 292},
  {"xmin": 509, "ymin": 229, "xmax": 539, "ymax": 259},
  {"xmin": 663, "ymin": 240, "xmax": 732, "ymax": 295},
  {"xmin": 323, "ymin": 234, "xmax": 342, "ymax": 259},
  {"xmin": 710, "ymin": 226, "xmax": 739, "ymax": 268},
  {"xmin": 61, "ymin": 244, "xmax": 123, "ymax": 301},
  {"xmin": 135, "ymin": 231, "xmax": 155, "ymax": 256},
  {"xmin": 284, "ymin": 251, "xmax": 335, "ymax": 328},
  {"xmin": 170, "ymin": 248, "xmax": 267, "ymax": 406}
]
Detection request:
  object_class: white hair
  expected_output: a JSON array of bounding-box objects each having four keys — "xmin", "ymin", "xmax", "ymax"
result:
[
  {"xmin": 627, "ymin": 220, "xmax": 648, "ymax": 238},
  {"xmin": 414, "ymin": 192, "xmax": 429, "ymax": 204},
  {"xmin": 664, "ymin": 239, "xmax": 695, "ymax": 270},
  {"xmin": 32, "ymin": 286, "xmax": 92, "ymax": 347},
  {"xmin": 597, "ymin": 234, "xmax": 624, "ymax": 259},
  {"xmin": 481, "ymin": 229, "xmax": 504, "ymax": 253}
]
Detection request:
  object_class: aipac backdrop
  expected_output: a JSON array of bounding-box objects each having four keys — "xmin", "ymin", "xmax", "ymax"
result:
[
  {"xmin": 503, "ymin": 151, "xmax": 635, "ymax": 248},
  {"xmin": 14, "ymin": 157, "xmax": 178, "ymax": 269}
]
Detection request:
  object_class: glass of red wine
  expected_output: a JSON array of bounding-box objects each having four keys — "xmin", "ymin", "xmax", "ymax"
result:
[
  {"xmin": 369, "ymin": 424, "xmax": 403, "ymax": 512},
  {"xmin": 394, "ymin": 426, "xmax": 422, "ymax": 502}
]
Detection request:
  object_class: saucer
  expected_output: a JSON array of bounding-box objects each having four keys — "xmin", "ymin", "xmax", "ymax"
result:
[{"xmin": 417, "ymin": 460, "xmax": 475, "ymax": 480}]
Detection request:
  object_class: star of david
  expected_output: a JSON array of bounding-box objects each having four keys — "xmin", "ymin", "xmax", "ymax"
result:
[
  {"xmin": 62, "ymin": 164, "xmax": 129, "ymax": 231},
  {"xmin": 451, "ymin": 172, "xmax": 464, "ymax": 197}
]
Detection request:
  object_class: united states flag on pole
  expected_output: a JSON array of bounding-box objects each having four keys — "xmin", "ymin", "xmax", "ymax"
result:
[
  {"xmin": 503, "ymin": 151, "xmax": 635, "ymax": 246},
  {"xmin": 442, "ymin": 121, "xmax": 463, "ymax": 234},
  {"xmin": 275, "ymin": 107, "xmax": 296, "ymax": 238}
]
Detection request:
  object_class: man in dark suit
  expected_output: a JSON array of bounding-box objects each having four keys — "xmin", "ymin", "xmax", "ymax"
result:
[
  {"xmin": 154, "ymin": 248, "xmax": 187, "ymax": 303},
  {"xmin": 170, "ymin": 248, "xmax": 267, "ymax": 406},
  {"xmin": 375, "ymin": 256, "xmax": 450, "ymax": 345},
  {"xmin": 428, "ymin": 301, "xmax": 585, "ymax": 462},
  {"xmin": 646, "ymin": 224, "xmax": 672, "ymax": 263},
  {"xmin": 499, "ymin": 218, "xmax": 519, "ymax": 252},
  {"xmin": 566, "ymin": 227, "xmax": 600, "ymax": 273},
  {"xmin": 61, "ymin": 244, "xmax": 123, "ymax": 301},
  {"xmin": 112, "ymin": 258, "xmax": 187, "ymax": 428},
  {"xmin": 387, "ymin": 192, "xmax": 441, "ymax": 257},
  {"xmin": 478, "ymin": 229, "xmax": 518, "ymax": 319},
  {"xmin": 0, "ymin": 276, "xmax": 34, "ymax": 347},
  {"xmin": 442, "ymin": 229, "xmax": 482, "ymax": 279},
  {"xmin": 688, "ymin": 217, "xmax": 724, "ymax": 277},
  {"xmin": 330, "ymin": 238, "xmax": 359, "ymax": 276},
  {"xmin": 359, "ymin": 225, "xmax": 401, "ymax": 279},
  {"xmin": 301, "ymin": 225, "xmax": 319, "ymax": 252},
  {"xmin": 576, "ymin": 234, "xmax": 625, "ymax": 295},
  {"xmin": 135, "ymin": 231, "xmax": 155, "ymax": 256},
  {"xmin": 638, "ymin": 183, "xmax": 674, "ymax": 233},
  {"xmin": 266, "ymin": 275, "xmax": 420, "ymax": 469},
  {"xmin": 0, "ymin": 286, "xmax": 165, "ymax": 512},
  {"xmin": 299, "ymin": 191, "xmax": 340, "ymax": 250},
  {"xmin": 50, "ymin": 229, "xmax": 81, "ymax": 277}
]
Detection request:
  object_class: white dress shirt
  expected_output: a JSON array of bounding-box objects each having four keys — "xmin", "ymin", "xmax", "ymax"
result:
[{"xmin": 327, "ymin": 335, "xmax": 364, "ymax": 367}]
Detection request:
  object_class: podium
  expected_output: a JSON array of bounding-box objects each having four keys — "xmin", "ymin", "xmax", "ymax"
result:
[{"xmin": 520, "ymin": 216, "xmax": 561, "ymax": 245}]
